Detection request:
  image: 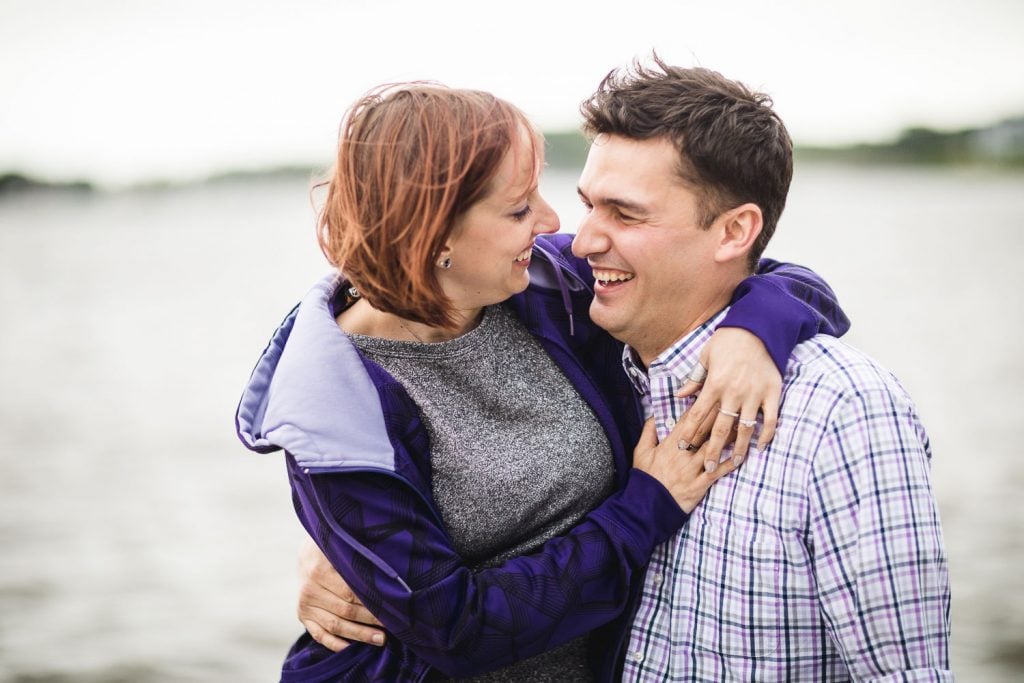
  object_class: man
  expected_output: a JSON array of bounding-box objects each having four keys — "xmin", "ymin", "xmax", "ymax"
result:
[
  {"xmin": 296, "ymin": 59, "xmax": 951, "ymax": 680},
  {"xmin": 571, "ymin": 58, "xmax": 951, "ymax": 680}
]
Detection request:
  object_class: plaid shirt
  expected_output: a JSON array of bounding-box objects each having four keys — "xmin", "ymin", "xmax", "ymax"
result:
[{"xmin": 620, "ymin": 309, "xmax": 952, "ymax": 682}]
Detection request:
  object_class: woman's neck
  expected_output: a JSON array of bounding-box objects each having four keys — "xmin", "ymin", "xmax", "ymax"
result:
[{"xmin": 337, "ymin": 298, "xmax": 484, "ymax": 343}]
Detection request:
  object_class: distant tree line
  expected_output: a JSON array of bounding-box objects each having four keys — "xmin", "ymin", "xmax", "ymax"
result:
[
  {"xmin": 0, "ymin": 173, "xmax": 94, "ymax": 195},
  {"xmin": 4, "ymin": 117, "xmax": 1021, "ymax": 197},
  {"xmin": 795, "ymin": 116, "xmax": 1024, "ymax": 167},
  {"xmin": 541, "ymin": 117, "xmax": 1024, "ymax": 170}
]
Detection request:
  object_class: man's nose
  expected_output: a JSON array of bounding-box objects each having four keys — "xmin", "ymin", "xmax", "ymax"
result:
[{"xmin": 572, "ymin": 211, "xmax": 606, "ymax": 258}]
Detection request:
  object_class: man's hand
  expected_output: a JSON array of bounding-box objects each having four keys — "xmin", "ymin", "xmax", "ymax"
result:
[
  {"xmin": 297, "ymin": 538, "xmax": 386, "ymax": 652},
  {"xmin": 674, "ymin": 327, "xmax": 781, "ymax": 472}
]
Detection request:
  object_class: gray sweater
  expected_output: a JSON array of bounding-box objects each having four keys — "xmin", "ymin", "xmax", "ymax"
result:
[{"xmin": 349, "ymin": 303, "xmax": 615, "ymax": 682}]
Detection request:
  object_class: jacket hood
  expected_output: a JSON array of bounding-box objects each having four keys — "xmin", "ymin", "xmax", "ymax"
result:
[
  {"xmin": 235, "ymin": 238, "xmax": 587, "ymax": 473},
  {"xmin": 235, "ymin": 272, "xmax": 397, "ymax": 473}
]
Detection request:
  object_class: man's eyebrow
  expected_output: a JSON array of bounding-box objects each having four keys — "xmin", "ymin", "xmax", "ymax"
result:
[{"xmin": 576, "ymin": 187, "xmax": 648, "ymax": 214}]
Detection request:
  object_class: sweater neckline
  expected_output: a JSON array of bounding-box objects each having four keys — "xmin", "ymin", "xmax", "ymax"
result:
[{"xmin": 347, "ymin": 305, "xmax": 502, "ymax": 359}]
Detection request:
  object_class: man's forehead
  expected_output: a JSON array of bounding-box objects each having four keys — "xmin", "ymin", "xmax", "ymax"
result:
[
  {"xmin": 580, "ymin": 139, "xmax": 685, "ymax": 203},
  {"xmin": 584, "ymin": 134, "xmax": 679, "ymax": 177}
]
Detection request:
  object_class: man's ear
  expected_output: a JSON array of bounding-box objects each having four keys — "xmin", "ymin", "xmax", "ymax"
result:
[{"xmin": 714, "ymin": 203, "xmax": 762, "ymax": 264}]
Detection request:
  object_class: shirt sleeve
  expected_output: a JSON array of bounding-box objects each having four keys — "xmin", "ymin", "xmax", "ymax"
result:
[
  {"xmin": 807, "ymin": 385, "xmax": 952, "ymax": 681},
  {"xmin": 289, "ymin": 458, "xmax": 687, "ymax": 678},
  {"xmin": 722, "ymin": 258, "xmax": 852, "ymax": 372}
]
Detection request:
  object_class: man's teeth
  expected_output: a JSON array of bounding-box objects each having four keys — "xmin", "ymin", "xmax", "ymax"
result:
[
  {"xmin": 515, "ymin": 247, "xmax": 532, "ymax": 261},
  {"xmin": 593, "ymin": 270, "xmax": 635, "ymax": 285}
]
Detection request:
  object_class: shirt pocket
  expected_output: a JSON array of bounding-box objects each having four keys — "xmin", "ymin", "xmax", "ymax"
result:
[{"xmin": 689, "ymin": 522, "xmax": 783, "ymax": 659}]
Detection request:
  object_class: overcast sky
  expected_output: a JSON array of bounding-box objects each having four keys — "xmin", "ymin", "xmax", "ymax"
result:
[{"xmin": 2, "ymin": 0, "xmax": 1022, "ymax": 187}]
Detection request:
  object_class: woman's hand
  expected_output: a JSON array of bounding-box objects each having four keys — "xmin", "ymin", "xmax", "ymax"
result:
[
  {"xmin": 632, "ymin": 418, "xmax": 741, "ymax": 513},
  {"xmin": 673, "ymin": 327, "xmax": 781, "ymax": 473},
  {"xmin": 297, "ymin": 537, "xmax": 386, "ymax": 652}
]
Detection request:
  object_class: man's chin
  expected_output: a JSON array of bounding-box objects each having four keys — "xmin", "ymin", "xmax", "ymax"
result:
[{"xmin": 589, "ymin": 300, "xmax": 630, "ymax": 342}]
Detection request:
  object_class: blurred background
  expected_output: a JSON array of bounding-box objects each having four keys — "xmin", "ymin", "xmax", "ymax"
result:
[{"xmin": 2, "ymin": 1, "xmax": 1022, "ymax": 680}]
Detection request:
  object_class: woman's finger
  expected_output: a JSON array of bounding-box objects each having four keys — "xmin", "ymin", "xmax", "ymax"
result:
[
  {"xmin": 758, "ymin": 392, "xmax": 780, "ymax": 451},
  {"xmin": 675, "ymin": 386, "xmax": 717, "ymax": 449},
  {"xmin": 632, "ymin": 418, "xmax": 659, "ymax": 470},
  {"xmin": 675, "ymin": 356, "xmax": 709, "ymax": 399},
  {"xmin": 732, "ymin": 401, "xmax": 760, "ymax": 466},
  {"xmin": 701, "ymin": 407, "xmax": 739, "ymax": 472},
  {"xmin": 691, "ymin": 407, "xmax": 719, "ymax": 451}
]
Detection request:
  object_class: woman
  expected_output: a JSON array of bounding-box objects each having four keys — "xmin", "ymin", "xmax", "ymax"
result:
[{"xmin": 235, "ymin": 84, "xmax": 847, "ymax": 681}]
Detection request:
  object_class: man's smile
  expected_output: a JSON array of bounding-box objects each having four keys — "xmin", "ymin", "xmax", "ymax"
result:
[{"xmin": 592, "ymin": 268, "xmax": 635, "ymax": 289}]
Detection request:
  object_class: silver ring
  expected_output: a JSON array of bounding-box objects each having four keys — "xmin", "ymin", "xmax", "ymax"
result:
[
  {"xmin": 685, "ymin": 362, "xmax": 708, "ymax": 384},
  {"xmin": 738, "ymin": 418, "xmax": 757, "ymax": 428},
  {"xmin": 718, "ymin": 408, "xmax": 740, "ymax": 418},
  {"xmin": 677, "ymin": 440, "xmax": 689, "ymax": 451}
]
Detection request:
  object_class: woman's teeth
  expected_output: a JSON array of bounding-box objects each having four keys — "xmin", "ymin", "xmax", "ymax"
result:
[
  {"xmin": 515, "ymin": 247, "xmax": 532, "ymax": 262},
  {"xmin": 593, "ymin": 269, "xmax": 635, "ymax": 285}
]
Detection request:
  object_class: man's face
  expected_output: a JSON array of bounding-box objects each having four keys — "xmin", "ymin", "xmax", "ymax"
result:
[{"xmin": 572, "ymin": 134, "xmax": 722, "ymax": 360}]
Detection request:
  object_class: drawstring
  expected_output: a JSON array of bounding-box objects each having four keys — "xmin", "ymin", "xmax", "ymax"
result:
[
  {"xmin": 533, "ymin": 247, "xmax": 576, "ymax": 336},
  {"xmin": 306, "ymin": 477, "xmax": 413, "ymax": 594}
]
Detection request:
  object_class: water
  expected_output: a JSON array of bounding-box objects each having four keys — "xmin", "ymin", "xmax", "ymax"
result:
[{"xmin": 1, "ymin": 164, "xmax": 1021, "ymax": 681}]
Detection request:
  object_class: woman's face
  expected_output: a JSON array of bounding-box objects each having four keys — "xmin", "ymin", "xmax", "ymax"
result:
[{"xmin": 439, "ymin": 132, "xmax": 560, "ymax": 312}]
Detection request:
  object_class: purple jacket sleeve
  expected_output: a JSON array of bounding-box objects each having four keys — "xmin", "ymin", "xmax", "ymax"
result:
[
  {"xmin": 541, "ymin": 235, "xmax": 850, "ymax": 373},
  {"xmin": 723, "ymin": 258, "xmax": 851, "ymax": 372},
  {"xmin": 289, "ymin": 458, "xmax": 686, "ymax": 678}
]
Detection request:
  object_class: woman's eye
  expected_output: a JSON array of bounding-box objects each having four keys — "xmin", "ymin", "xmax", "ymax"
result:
[{"xmin": 511, "ymin": 205, "xmax": 532, "ymax": 222}]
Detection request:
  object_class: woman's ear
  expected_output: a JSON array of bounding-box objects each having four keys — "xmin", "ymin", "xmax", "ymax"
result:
[{"xmin": 435, "ymin": 245, "xmax": 453, "ymax": 270}]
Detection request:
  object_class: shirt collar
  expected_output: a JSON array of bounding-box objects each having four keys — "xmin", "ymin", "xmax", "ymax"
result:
[{"xmin": 621, "ymin": 307, "xmax": 731, "ymax": 396}]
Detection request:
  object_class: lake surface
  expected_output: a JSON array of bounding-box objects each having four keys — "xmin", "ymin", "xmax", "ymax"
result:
[{"xmin": 1, "ymin": 163, "xmax": 1022, "ymax": 681}]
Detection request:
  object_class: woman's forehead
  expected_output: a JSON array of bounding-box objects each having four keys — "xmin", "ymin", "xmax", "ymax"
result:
[{"xmin": 490, "ymin": 131, "xmax": 542, "ymax": 203}]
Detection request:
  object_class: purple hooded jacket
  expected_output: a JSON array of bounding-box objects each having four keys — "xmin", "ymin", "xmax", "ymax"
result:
[{"xmin": 235, "ymin": 234, "xmax": 849, "ymax": 682}]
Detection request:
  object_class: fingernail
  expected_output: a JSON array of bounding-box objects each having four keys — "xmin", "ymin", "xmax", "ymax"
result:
[
  {"xmin": 373, "ymin": 633, "xmax": 385, "ymax": 646},
  {"xmin": 704, "ymin": 460, "xmax": 717, "ymax": 473},
  {"xmin": 733, "ymin": 453, "xmax": 745, "ymax": 466}
]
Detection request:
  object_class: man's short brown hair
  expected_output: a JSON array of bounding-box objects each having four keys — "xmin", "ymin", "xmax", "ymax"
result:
[{"xmin": 580, "ymin": 56, "xmax": 792, "ymax": 269}]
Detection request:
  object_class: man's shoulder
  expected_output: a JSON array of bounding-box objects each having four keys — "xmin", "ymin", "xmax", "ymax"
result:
[
  {"xmin": 784, "ymin": 335, "xmax": 914, "ymax": 407},
  {"xmin": 781, "ymin": 336, "xmax": 931, "ymax": 465}
]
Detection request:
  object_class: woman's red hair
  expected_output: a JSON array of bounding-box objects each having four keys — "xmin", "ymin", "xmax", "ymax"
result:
[{"xmin": 316, "ymin": 83, "xmax": 540, "ymax": 328}]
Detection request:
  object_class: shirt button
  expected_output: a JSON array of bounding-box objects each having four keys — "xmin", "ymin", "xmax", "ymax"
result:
[
  {"xmin": 651, "ymin": 572, "xmax": 664, "ymax": 586},
  {"xmin": 631, "ymin": 651, "xmax": 644, "ymax": 663},
  {"xmin": 664, "ymin": 417, "xmax": 676, "ymax": 429}
]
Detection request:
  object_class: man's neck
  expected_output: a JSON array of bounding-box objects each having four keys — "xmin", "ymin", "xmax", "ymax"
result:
[{"xmin": 632, "ymin": 284, "xmax": 737, "ymax": 367}]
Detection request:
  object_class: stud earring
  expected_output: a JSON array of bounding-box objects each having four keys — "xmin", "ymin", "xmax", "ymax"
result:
[{"xmin": 437, "ymin": 256, "xmax": 452, "ymax": 270}]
